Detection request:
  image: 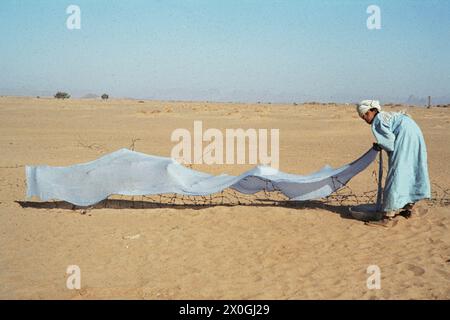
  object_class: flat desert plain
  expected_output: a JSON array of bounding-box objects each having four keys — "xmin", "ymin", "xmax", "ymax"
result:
[{"xmin": 0, "ymin": 96, "xmax": 449, "ymax": 299}]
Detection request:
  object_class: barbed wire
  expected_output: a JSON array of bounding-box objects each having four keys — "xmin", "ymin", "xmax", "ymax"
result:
[
  {"xmin": 429, "ymin": 182, "xmax": 450, "ymax": 207},
  {"xmin": 17, "ymin": 150, "xmax": 450, "ymax": 210},
  {"xmin": 83, "ymin": 179, "xmax": 448, "ymax": 211},
  {"xmin": 83, "ymin": 172, "xmax": 449, "ymax": 211}
]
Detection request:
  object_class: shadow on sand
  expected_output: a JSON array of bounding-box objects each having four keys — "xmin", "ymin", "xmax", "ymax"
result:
[{"xmin": 16, "ymin": 199, "xmax": 357, "ymax": 220}]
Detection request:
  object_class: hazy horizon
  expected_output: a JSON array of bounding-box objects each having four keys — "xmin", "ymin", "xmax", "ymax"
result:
[{"xmin": 1, "ymin": 0, "xmax": 449, "ymax": 104}]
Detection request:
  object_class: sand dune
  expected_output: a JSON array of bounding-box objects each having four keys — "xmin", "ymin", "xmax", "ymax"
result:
[{"xmin": 0, "ymin": 97, "xmax": 449, "ymax": 299}]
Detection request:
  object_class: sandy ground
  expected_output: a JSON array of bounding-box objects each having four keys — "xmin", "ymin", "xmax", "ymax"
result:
[{"xmin": 0, "ymin": 96, "xmax": 449, "ymax": 299}]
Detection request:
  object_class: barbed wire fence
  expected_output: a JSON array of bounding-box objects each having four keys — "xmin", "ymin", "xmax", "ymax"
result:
[
  {"xmin": 64, "ymin": 138, "xmax": 449, "ymax": 210},
  {"xmin": 17, "ymin": 142, "xmax": 448, "ymax": 210},
  {"xmin": 86, "ymin": 153, "xmax": 450, "ymax": 211}
]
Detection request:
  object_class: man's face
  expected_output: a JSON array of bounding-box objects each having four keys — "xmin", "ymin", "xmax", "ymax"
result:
[{"xmin": 361, "ymin": 110, "xmax": 376, "ymax": 124}]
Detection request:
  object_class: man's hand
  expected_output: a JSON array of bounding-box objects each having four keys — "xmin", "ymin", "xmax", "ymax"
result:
[{"xmin": 372, "ymin": 143, "xmax": 382, "ymax": 151}]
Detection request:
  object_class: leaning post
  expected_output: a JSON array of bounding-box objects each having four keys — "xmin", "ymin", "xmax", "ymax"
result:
[{"xmin": 375, "ymin": 150, "xmax": 383, "ymax": 212}]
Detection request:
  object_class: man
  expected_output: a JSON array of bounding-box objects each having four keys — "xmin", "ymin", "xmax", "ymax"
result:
[{"xmin": 357, "ymin": 100, "xmax": 431, "ymax": 219}]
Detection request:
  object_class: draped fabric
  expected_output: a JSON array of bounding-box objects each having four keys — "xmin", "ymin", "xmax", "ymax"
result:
[{"xmin": 26, "ymin": 148, "xmax": 378, "ymax": 206}]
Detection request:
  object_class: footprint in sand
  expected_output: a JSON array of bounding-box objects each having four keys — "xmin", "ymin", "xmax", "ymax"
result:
[
  {"xmin": 415, "ymin": 206, "xmax": 429, "ymax": 217},
  {"xmin": 405, "ymin": 264, "xmax": 425, "ymax": 276},
  {"xmin": 435, "ymin": 268, "xmax": 449, "ymax": 279}
]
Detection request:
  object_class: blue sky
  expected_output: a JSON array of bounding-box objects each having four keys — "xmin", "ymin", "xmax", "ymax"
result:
[{"xmin": 1, "ymin": 0, "xmax": 449, "ymax": 103}]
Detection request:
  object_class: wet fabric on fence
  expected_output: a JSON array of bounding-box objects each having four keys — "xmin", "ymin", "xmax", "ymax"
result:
[{"xmin": 26, "ymin": 148, "xmax": 378, "ymax": 206}]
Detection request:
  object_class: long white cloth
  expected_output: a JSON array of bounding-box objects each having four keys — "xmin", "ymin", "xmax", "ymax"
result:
[{"xmin": 26, "ymin": 148, "xmax": 378, "ymax": 206}]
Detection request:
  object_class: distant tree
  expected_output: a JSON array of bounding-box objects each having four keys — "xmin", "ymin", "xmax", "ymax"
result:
[
  {"xmin": 54, "ymin": 92, "xmax": 70, "ymax": 99},
  {"xmin": 101, "ymin": 93, "xmax": 109, "ymax": 100}
]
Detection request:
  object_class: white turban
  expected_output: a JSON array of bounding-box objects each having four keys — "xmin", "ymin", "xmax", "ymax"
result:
[{"xmin": 357, "ymin": 100, "xmax": 381, "ymax": 117}]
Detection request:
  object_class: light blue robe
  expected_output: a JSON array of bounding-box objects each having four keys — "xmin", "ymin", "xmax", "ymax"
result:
[{"xmin": 371, "ymin": 111, "xmax": 431, "ymax": 212}]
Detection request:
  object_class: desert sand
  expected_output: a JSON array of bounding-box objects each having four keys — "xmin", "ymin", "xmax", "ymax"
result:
[{"xmin": 0, "ymin": 96, "xmax": 449, "ymax": 299}]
